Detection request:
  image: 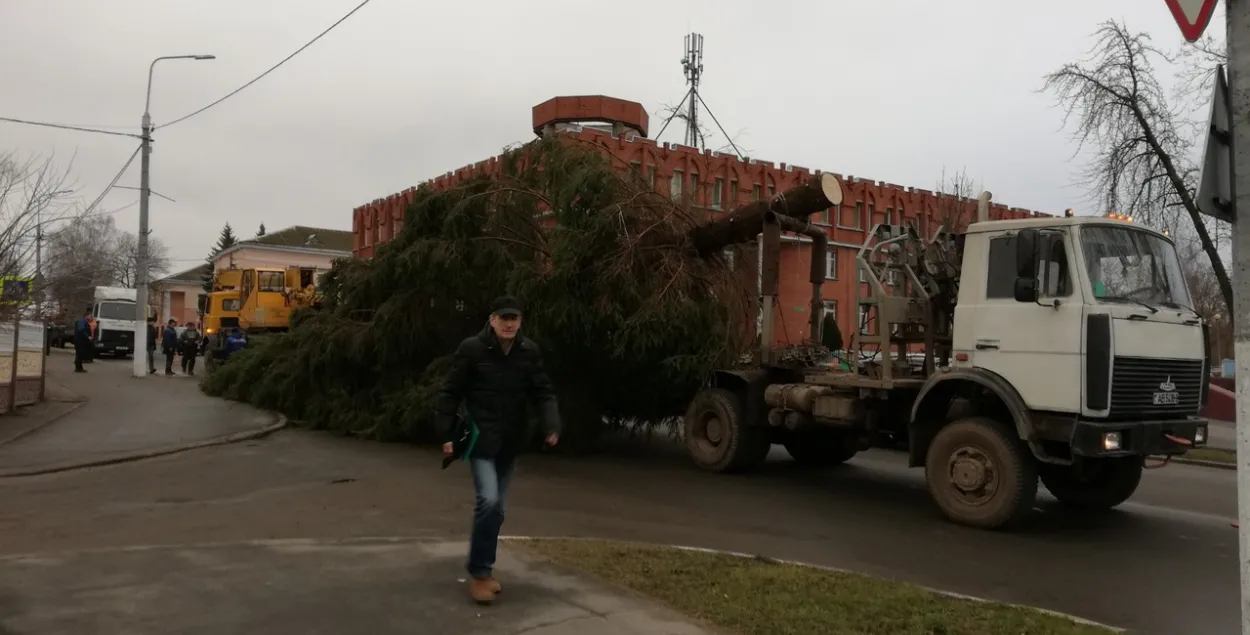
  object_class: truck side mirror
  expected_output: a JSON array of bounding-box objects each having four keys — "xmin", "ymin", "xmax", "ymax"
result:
[
  {"xmin": 1013, "ymin": 277, "xmax": 1038, "ymax": 303},
  {"xmin": 1015, "ymin": 229, "xmax": 1038, "ymax": 277}
]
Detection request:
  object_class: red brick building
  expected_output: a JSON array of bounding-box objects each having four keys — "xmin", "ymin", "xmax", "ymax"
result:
[{"xmin": 352, "ymin": 96, "xmax": 1051, "ymax": 345}]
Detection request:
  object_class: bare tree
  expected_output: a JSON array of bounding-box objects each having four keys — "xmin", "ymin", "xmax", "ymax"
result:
[
  {"xmin": 932, "ymin": 166, "xmax": 982, "ymax": 233},
  {"xmin": 42, "ymin": 214, "xmax": 170, "ymax": 316},
  {"xmin": 1043, "ymin": 20, "xmax": 1232, "ymax": 314},
  {"xmin": 0, "ymin": 152, "xmax": 78, "ymax": 315},
  {"xmin": 110, "ymin": 231, "xmax": 171, "ymax": 287}
]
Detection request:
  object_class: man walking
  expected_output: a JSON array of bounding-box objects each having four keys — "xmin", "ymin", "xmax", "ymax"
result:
[
  {"xmin": 161, "ymin": 319, "xmax": 178, "ymax": 376},
  {"xmin": 179, "ymin": 321, "xmax": 201, "ymax": 376},
  {"xmin": 434, "ymin": 295, "xmax": 560, "ymax": 605},
  {"xmin": 145, "ymin": 316, "xmax": 158, "ymax": 374},
  {"xmin": 72, "ymin": 310, "xmax": 92, "ymax": 373}
]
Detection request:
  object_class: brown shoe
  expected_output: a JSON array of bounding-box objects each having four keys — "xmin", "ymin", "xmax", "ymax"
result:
[
  {"xmin": 487, "ymin": 577, "xmax": 501, "ymax": 594},
  {"xmin": 469, "ymin": 577, "xmax": 496, "ymax": 604}
]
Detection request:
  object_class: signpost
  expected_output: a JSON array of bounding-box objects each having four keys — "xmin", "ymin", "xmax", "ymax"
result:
[{"xmin": 1166, "ymin": 0, "xmax": 1220, "ymax": 41}]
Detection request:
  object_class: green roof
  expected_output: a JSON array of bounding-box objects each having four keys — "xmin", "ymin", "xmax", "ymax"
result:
[
  {"xmin": 239, "ymin": 225, "xmax": 354, "ymax": 253},
  {"xmin": 158, "ymin": 263, "xmax": 211, "ymax": 284}
]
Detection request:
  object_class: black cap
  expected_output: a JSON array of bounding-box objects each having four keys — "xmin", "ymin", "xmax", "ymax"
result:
[{"xmin": 490, "ymin": 295, "xmax": 522, "ymax": 318}]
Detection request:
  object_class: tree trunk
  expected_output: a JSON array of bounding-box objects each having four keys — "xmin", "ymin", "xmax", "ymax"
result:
[{"xmin": 687, "ymin": 174, "xmax": 844, "ymax": 257}]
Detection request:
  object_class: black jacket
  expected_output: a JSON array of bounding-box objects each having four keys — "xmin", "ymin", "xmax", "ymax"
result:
[
  {"xmin": 434, "ymin": 325, "xmax": 560, "ymax": 459},
  {"xmin": 146, "ymin": 324, "xmax": 158, "ymax": 352}
]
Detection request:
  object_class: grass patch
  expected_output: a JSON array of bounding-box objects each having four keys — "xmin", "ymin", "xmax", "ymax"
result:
[
  {"xmin": 512, "ymin": 539, "xmax": 1114, "ymax": 635},
  {"xmin": 1182, "ymin": 448, "xmax": 1235, "ymax": 464}
]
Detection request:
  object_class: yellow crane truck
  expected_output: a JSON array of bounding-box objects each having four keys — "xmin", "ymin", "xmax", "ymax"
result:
[{"xmin": 203, "ymin": 266, "xmax": 321, "ymax": 368}]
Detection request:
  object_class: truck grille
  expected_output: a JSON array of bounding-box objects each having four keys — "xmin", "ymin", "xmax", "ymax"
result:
[
  {"xmin": 1110, "ymin": 356, "xmax": 1203, "ymax": 419},
  {"xmin": 98, "ymin": 329, "xmax": 133, "ymax": 345}
]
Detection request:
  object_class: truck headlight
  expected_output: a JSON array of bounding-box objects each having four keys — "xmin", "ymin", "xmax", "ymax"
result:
[
  {"xmin": 1102, "ymin": 431, "xmax": 1122, "ymax": 452},
  {"xmin": 1195, "ymin": 425, "xmax": 1207, "ymax": 445}
]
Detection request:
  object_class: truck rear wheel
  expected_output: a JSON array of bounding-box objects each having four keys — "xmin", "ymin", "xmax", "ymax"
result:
[
  {"xmin": 685, "ymin": 388, "xmax": 770, "ymax": 474},
  {"xmin": 1039, "ymin": 457, "xmax": 1143, "ymax": 510},
  {"xmin": 925, "ymin": 417, "xmax": 1038, "ymax": 529},
  {"xmin": 783, "ymin": 428, "xmax": 858, "ymax": 467}
]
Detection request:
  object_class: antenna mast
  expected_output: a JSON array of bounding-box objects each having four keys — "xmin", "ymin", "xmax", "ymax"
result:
[{"xmin": 681, "ymin": 33, "xmax": 704, "ymax": 149}]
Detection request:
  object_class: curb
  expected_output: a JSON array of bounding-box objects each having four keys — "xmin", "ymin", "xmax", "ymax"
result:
[
  {"xmin": 502, "ymin": 536, "xmax": 1125, "ymax": 633},
  {"xmin": 0, "ymin": 415, "xmax": 288, "ymax": 479},
  {"xmin": 1172, "ymin": 457, "xmax": 1235, "ymax": 470}
]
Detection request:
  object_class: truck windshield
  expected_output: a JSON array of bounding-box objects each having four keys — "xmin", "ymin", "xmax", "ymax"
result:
[
  {"xmin": 1079, "ymin": 225, "xmax": 1192, "ymax": 309},
  {"xmin": 96, "ymin": 301, "xmax": 137, "ymax": 320}
]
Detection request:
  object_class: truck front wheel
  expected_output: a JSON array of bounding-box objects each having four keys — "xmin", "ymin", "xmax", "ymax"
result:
[
  {"xmin": 925, "ymin": 417, "xmax": 1038, "ymax": 529},
  {"xmin": 684, "ymin": 388, "xmax": 770, "ymax": 474},
  {"xmin": 1039, "ymin": 457, "xmax": 1143, "ymax": 510},
  {"xmin": 783, "ymin": 428, "xmax": 858, "ymax": 467}
]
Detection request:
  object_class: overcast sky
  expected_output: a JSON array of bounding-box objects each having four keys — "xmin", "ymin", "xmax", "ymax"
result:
[{"xmin": 1, "ymin": 0, "xmax": 1215, "ymax": 273}]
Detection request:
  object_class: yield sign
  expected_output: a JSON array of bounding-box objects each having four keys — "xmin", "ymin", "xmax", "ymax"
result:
[{"xmin": 1165, "ymin": 0, "xmax": 1219, "ymax": 42}]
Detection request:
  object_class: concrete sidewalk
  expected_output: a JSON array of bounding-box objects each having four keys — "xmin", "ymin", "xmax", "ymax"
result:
[
  {"xmin": 0, "ymin": 351, "xmax": 278, "ymax": 475},
  {"xmin": 0, "ymin": 538, "xmax": 713, "ymax": 635}
]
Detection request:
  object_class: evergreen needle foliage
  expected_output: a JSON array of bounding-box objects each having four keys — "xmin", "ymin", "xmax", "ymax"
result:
[{"xmin": 202, "ymin": 137, "xmax": 752, "ymax": 449}]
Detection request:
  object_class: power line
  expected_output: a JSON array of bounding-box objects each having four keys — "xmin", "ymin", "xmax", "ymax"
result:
[
  {"xmin": 157, "ymin": 0, "xmax": 375, "ymax": 130},
  {"xmin": 0, "ymin": 116, "xmax": 141, "ymax": 139},
  {"xmin": 82, "ymin": 145, "xmax": 142, "ymax": 217}
]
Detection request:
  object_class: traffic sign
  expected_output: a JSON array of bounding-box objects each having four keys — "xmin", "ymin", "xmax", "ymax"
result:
[
  {"xmin": 1197, "ymin": 64, "xmax": 1235, "ymax": 223},
  {"xmin": 1166, "ymin": 0, "xmax": 1219, "ymax": 42}
]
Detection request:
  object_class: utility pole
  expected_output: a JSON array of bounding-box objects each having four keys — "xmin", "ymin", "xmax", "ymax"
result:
[
  {"xmin": 133, "ymin": 54, "xmax": 214, "ymax": 378},
  {"xmin": 1228, "ymin": 0, "xmax": 1250, "ymax": 631}
]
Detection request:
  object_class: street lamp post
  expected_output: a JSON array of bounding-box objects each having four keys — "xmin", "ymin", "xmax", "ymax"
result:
[{"xmin": 133, "ymin": 54, "xmax": 214, "ymax": 378}]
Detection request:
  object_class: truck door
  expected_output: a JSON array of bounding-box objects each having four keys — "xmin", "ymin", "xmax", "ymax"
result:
[{"xmin": 969, "ymin": 230, "xmax": 1083, "ymax": 414}]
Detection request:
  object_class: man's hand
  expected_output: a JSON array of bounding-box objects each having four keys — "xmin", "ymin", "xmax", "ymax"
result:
[
  {"xmin": 442, "ymin": 442, "xmax": 454, "ymax": 456},
  {"xmin": 545, "ymin": 433, "xmax": 559, "ymax": 447}
]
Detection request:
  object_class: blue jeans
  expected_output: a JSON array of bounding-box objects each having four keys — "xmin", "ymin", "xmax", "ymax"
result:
[{"xmin": 467, "ymin": 456, "xmax": 515, "ymax": 578}]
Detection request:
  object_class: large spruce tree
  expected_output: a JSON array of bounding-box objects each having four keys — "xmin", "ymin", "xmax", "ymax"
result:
[{"xmin": 202, "ymin": 137, "xmax": 752, "ymax": 450}]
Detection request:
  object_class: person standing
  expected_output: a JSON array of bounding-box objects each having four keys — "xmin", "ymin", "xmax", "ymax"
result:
[
  {"xmin": 145, "ymin": 316, "xmax": 158, "ymax": 374},
  {"xmin": 161, "ymin": 319, "xmax": 178, "ymax": 376},
  {"xmin": 434, "ymin": 295, "xmax": 560, "ymax": 605},
  {"xmin": 72, "ymin": 310, "xmax": 92, "ymax": 373},
  {"xmin": 179, "ymin": 321, "xmax": 200, "ymax": 376}
]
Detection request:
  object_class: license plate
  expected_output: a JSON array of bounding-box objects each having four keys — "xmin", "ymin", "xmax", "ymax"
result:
[{"xmin": 1152, "ymin": 392, "xmax": 1179, "ymax": 405}]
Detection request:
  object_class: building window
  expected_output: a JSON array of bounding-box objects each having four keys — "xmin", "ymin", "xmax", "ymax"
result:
[
  {"xmin": 730, "ymin": 179, "xmax": 738, "ymax": 208},
  {"xmin": 767, "ymin": 184, "xmax": 775, "ymax": 197},
  {"xmin": 885, "ymin": 207, "xmax": 894, "ymax": 225},
  {"xmin": 818, "ymin": 203, "xmax": 837, "ymax": 225},
  {"xmin": 647, "ymin": 166, "xmax": 657, "ymax": 189},
  {"xmin": 868, "ymin": 204, "xmax": 877, "ymax": 227},
  {"xmin": 858, "ymin": 304, "xmax": 871, "ymax": 334},
  {"xmin": 753, "ymin": 184, "xmax": 762, "ymax": 201},
  {"xmin": 671, "ymin": 170, "xmax": 684, "ymax": 200},
  {"xmin": 822, "ymin": 300, "xmax": 837, "ymax": 321},
  {"xmin": 825, "ymin": 248, "xmax": 837, "ymax": 279},
  {"xmin": 846, "ymin": 201, "xmax": 863, "ymax": 229},
  {"xmin": 712, "ymin": 177, "xmax": 724, "ymax": 209},
  {"xmin": 897, "ymin": 205, "xmax": 905, "ymax": 223},
  {"xmin": 690, "ymin": 172, "xmax": 700, "ymax": 204}
]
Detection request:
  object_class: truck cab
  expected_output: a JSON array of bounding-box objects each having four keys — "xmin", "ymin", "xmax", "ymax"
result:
[
  {"xmin": 906, "ymin": 213, "xmax": 1207, "ymax": 526},
  {"xmin": 950, "ymin": 215, "xmax": 1206, "ymax": 451}
]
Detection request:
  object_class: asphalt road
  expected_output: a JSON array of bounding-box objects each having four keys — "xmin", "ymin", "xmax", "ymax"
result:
[{"xmin": 0, "ymin": 429, "xmax": 1238, "ymax": 635}]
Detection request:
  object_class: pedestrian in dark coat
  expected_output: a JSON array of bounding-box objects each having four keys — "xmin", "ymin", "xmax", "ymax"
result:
[
  {"xmin": 145, "ymin": 316, "xmax": 158, "ymax": 374},
  {"xmin": 433, "ymin": 295, "xmax": 560, "ymax": 604},
  {"xmin": 72, "ymin": 310, "xmax": 92, "ymax": 373},
  {"xmin": 161, "ymin": 319, "xmax": 178, "ymax": 375}
]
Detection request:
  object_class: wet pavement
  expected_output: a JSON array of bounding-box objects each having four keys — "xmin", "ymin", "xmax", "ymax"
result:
[
  {"xmin": 0, "ymin": 537, "xmax": 712, "ymax": 635},
  {"xmin": 0, "ymin": 427, "xmax": 1236, "ymax": 635},
  {"xmin": 0, "ymin": 351, "xmax": 274, "ymax": 473}
]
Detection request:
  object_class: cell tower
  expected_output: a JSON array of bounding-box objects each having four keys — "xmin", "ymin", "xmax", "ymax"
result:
[
  {"xmin": 654, "ymin": 33, "xmax": 742, "ymax": 158},
  {"xmin": 681, "ymin": 33, "xmax": 704, "ymax": 149}
]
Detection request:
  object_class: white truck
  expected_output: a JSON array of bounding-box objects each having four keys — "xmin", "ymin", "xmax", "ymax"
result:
[
  {"xmin": 684, "ymin": 181, "xmax": 1210, "ymax": 530},
  {"xmin": 91, "ymin": 286, "xmax": 147, "ymax": 358}
]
